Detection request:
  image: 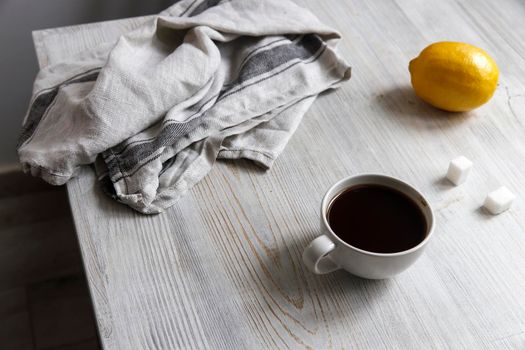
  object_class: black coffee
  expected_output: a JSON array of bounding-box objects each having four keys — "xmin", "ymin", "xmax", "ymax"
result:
[{"xmin": 327, "ymin": 184, "xmax": 427, "ymax": 253}]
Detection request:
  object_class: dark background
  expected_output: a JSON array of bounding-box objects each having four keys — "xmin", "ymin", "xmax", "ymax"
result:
[{"xmin": 0, "ymin": 0, "xmax": 173, "ymax": 167}]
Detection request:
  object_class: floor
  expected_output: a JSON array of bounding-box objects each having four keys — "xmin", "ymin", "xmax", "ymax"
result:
[{"xmin": 0, "ymin": 170, "xmax": 100, "ymax": 350}]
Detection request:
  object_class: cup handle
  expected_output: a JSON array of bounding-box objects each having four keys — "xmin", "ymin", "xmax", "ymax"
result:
[{"xmin": 302, "ymin": 235, "xmax": 340, "ymax": 274}]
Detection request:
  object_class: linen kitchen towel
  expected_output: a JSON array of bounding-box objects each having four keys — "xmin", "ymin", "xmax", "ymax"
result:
[{"xmin": 18, "ymin": 0, "xmax": 351, "ymax": 214}]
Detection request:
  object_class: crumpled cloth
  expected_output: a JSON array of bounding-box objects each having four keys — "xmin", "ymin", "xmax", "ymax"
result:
[{"xmin": 18, "ymin": 0, "xmax": 351, "ymax": 214}]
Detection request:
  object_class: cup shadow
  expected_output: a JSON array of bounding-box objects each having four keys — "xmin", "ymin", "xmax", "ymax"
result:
[
  {"xmin": 264, "ymin": 229, "xmax": 393, "ymax": 326},
  {"xmin": 293, "ymin": 230, "xmax": 392, "ymax": 288}
]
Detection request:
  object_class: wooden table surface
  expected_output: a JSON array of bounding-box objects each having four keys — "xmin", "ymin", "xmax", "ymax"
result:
[{"xmin": 33, "ymin": 0, "xmax": 525, "ymax": 349}]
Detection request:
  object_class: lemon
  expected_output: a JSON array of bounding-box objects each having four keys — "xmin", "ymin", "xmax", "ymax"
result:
[{"xmin": 409, "ymin": 42, "xmax": 499, "ymax": 112}]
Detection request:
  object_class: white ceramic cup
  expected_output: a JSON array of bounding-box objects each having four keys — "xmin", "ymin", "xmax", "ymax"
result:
[{"xmin": 303, "ymin": 174, "xmax": 435, "ymax": 279}]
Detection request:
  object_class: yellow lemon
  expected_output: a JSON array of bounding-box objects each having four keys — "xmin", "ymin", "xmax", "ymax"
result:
[{"xmin": 409, "ymin": 42, "xmax": 499, "ymax": 112}]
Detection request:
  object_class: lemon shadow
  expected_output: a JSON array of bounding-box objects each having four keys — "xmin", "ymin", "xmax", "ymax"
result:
[{"xmin": 375, "ymin": 85, "xmax": 473, "ymax": 129}]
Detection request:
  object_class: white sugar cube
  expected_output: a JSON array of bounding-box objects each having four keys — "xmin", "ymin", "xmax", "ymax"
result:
[
  {"xmin": 483, "ymin": 186, "xmax": 515, "ymax": 215},
  {"xmin": 446, "ymin": 156, "xmax": 473, "ymax": 185}
]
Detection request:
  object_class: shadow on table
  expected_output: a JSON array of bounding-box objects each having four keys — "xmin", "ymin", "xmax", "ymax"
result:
[
  {"xmin": 276, "ymin": 229, "xmax": 392, "ymax": 311},
  {"xmin": 432, "ymin": 176, "xmax": 455, "ymax": 191},
  {"xmin": 374, "ymin": 85, "xmax": 473, "ymax": 129},
  {"xmin": 473, "ymin": 205, "xmax": 496, "ymax": 220},
  {"xmin": 218, "ymin": 158, "xmax": 268, "ymax": 175},
  {"xmin": 293, "ymin": 229, "xmax": 392, "ymax": 283},
  {"xmin": 261, "ymin": 229, "xmax": 395, "ymax": 338}
]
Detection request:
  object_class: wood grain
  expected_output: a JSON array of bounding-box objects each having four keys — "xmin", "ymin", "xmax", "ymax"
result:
[{"xmin": 34, "ymin": 0, "xmax": 525, "ymax": 349}]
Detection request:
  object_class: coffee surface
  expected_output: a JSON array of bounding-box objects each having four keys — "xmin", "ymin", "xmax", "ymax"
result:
[{"xmin": 327, "ymin": 184, "xmax": 427, "ymax": 253}]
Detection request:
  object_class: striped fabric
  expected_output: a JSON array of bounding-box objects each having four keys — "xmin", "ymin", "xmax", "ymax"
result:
[{"xmin": 18, "ymin": 0, "xmax": 351, "ymax": 213}]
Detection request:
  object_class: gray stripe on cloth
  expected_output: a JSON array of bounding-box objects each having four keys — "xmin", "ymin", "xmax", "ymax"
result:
[
  {"xmin": 222, "ymin": 35, "xmax": 324, "ymax": 94},
  {"xmin": 179, "ymin": 0, "xmax": 200, "ymax": 16},
  {"xmin": 17, "ymin": 69, "xmax": 100, "ymax": 148},
  {"xmin": 104, "ymin": 0, "xmax": 231, "ymax": 158},
  {"xmin": 107, "ymin": 35, "xmax": 321, "ymax": 160},
  {"xmin": 107, "ymin": 37, "xmax": 295, "ymax": 158},
  {"xmin": 18, "ymin": 90, "xmax": 59, "ymax": 148},
  {"xmin": 189, "ymin": 0, "xmax": 223, "ymax": 16},
  {"xmin": 105, "ymin": 35, "xmax": 326, "ymax": 180}
]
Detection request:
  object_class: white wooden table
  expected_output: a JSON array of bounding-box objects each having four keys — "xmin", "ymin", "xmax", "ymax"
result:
[{"xmin": 33, "ymin": 0, "xmax": 525, "ymax": 349}]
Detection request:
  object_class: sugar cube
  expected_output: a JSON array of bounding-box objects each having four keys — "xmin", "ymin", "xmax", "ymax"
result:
[
  {"xmin": 446, "ymin": 156, "xmax": 473, "ymax": 185},
  {"xmin": 483, "ymin": 186, "xmax": 515, "ymax": 215}
]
